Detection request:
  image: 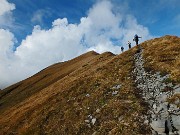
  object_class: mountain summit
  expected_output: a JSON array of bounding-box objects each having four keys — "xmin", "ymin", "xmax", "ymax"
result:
[{"xmin": 0, "ymin": 35, "xmax": 180, "ymax": 135}]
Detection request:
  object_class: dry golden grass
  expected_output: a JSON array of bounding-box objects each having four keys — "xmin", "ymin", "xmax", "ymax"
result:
[
  {"xmin": 142, "ymin": 35, "xmax": 180, "ymax": 109},
  {"xmin": 0, "ymin": 51, "xmax": 99, "ymax": 114},
  {"xmin": 0, "ymin": 35, "xmax": 179, "ymax": 134},
  {"xmin": 142, "ymin": 35, "xmax": 180, "ymax": 83}
]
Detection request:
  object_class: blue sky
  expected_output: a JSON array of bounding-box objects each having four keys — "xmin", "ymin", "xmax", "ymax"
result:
[
  {"xmin": 0, "ymin": 0, "xmax": 180, "ymax": 89},
  {"xmin": 8, "ymin": 0, "xmax": 95, "ymax": 43},
  {"xmin": 7, "ymin": 0, "xmax": 180, "ymax": 44}
]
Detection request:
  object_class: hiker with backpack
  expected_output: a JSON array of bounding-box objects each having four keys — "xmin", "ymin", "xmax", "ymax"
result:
[
  {"xmin": 133, "ymin": 34, "xmax": 142, "ymax": 51},
  {"xmin": 133, "ymin": 34, "xmax": 142, "ymax": 46}
]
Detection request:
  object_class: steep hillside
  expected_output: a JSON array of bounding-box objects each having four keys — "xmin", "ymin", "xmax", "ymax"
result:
[
  {"xmin": 0, "ymin": 35, "xmax": 179, "ymax": 135},
  {"xmin": 0, "ymin": 51, "xmax": 99, "ymax": 114}
]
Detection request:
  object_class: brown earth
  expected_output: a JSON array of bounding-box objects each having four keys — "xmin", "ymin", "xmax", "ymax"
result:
[{"xmin": 0, "ymin": 35, "xmax": 179, "ymax": 135}]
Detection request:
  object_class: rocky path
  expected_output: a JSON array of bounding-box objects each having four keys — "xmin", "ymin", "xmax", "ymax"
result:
[{"xmin": 133, "ymin": 48, "xmax": 180, "ymax": 135}]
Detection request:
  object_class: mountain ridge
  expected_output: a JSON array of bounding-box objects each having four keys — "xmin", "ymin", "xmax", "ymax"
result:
[{"xmin": 0, "ymin": 35, "xmax": 180, "ymax": 135}]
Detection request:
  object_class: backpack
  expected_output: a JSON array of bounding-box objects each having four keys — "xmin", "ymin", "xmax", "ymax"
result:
[{"xmin": 134, "ymin": 34, "xmax": 138, "ymax": 38}]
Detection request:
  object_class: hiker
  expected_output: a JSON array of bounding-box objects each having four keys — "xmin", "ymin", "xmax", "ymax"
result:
[
  {"xmin": 121, "ymin": 46, "xmax": 124, "ymax": 52},
  {"xmin": 127, "ymin": 41, "xmax": 131, "ymax": 49},
  {"xmin": 133, "ymin": 34, "xmax": 142, "ymax": 46}
]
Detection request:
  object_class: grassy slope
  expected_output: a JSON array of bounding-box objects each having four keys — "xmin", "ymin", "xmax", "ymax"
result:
[
  {"xmin": 0, "ymin": 51, "xmax": 99, "ymax": 114},
  {"xmin": 142, "ymin": 35, "xmax": 180, "ymax": 83},
  {"xmin": 0, "ymin": 35, "xmax": 179, "ymax": 135},
  {"xmin": 142, "ymin": 35, "xmax": 180, "ymax": 109}
]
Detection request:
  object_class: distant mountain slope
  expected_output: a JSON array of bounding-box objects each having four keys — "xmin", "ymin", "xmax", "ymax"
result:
[
  {"xmin": 0, "ymin": 35, "xmax": 179, "ymax": 135},
  {"xmin": 0, "ymin": 51, "xmax": 99, "ymax": 113}
]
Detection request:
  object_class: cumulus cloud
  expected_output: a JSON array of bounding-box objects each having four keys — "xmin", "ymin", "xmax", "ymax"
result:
[
  {"xmin": 0, "ymin": 29, "xmax": 17, "ymax": 88},
  {"xmin": 0, "ymin": 0, "xmax": 153, "ymax": 89},
  {"xmin": 0, "ymin": 0, "xmax": 15, "ymax": 16},
  {"xmin": 0, "ymin": 0, "xmax": 15, "ymax": 28}
]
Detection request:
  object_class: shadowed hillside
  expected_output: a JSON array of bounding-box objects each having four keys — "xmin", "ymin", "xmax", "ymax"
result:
[{"xmin": 0, "ymin": 35, "xmax": 179, "ymax": 135}]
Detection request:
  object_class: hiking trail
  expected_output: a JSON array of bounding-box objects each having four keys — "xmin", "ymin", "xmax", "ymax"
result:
[{"xmin": 133, "ymin": 48, "xmax": 180, "ymax": 135}]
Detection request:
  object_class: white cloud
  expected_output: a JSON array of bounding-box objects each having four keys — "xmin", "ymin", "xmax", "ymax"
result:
[
  {"xmin": 0, "ymin": 29, "xmax": 15, "ymax": 59},
  {"xmin": 0, "ymin": 0, "xmax": 15, "ymax": 16},
  {"xmin": 0, "ymin": 12, "xmax": 15, "ymax": 28},
  {"xmin": 31, "ymin": 9, "xmax": 52, "ymax": 24},
  {"xmin": 0, "ymin": 29, "xmax": 18, "ymax": 88},
  {"xmin": 0, "ymin": 0, "xmax": 153, "ymax": 89},
  {"xmin": 0, "ymin": 0, "xmax": 15, "ymax": 28}
]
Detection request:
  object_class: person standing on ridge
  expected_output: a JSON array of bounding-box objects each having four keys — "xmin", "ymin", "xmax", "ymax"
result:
[
  {"xmin": 121, "ymin": 46, "xmax": 124, "ymax": 52},
  {"xmin": 127, "ymin": 41, "xmax": 131, "ymax": 49},
  {"xmin": 133, "ymin": 34, "xmax": 142, "ymax": 46}
]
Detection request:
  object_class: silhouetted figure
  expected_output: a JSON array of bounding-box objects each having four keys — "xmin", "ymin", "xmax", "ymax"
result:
[
  {"xmin": 134, "ymin": 34, "xmax": 142, "ymax": 53},
  {"xmin": 165, "ymin": 120, "xmax": 169, "ymax": 135},
  {"xmin": 121, "ymin": 46, "xmax": 124, "ymax": 52},
  {"xmin": 133, "ymin": 34, "xmax": 142, "ymax": 46},
  {"xmin": 127, "ymin": 41, "xmax": 131, "ymax": 49}
]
